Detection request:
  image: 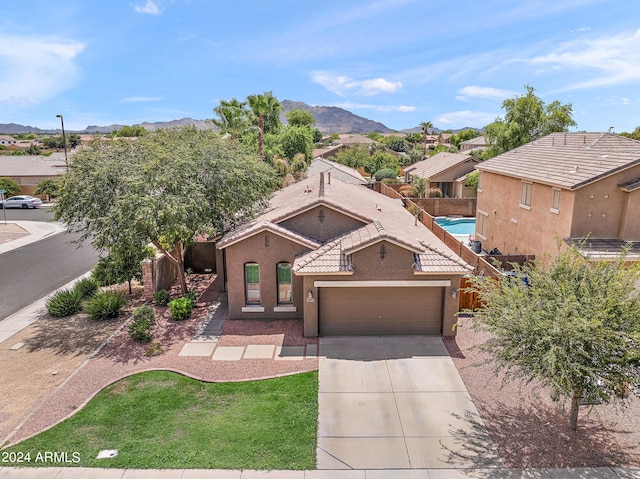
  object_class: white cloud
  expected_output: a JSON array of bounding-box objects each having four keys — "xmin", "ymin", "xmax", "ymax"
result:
[
  {"xmin": 0, "ymin": 34, "xmax": 85, "ymax": 105},
  {"xmin": 435, "ymin": 110, "xmax": 497, "ymax": 128},
  {"xmin": 310, "ymin": 71, "xmax": 402, "ymax": 96},
  {"xmin": 531, "ymin": 29, "xmax": 640, "ymax": 90},
  {"xmin": 120, "ymin": 96, "xmax": 163, "ymax": 103},
  {"xmin": 134, "ymin": 0, "xmax": 161, "ymax": 15},
  {"xmin": 456, "ymin": 86, "xmax": 516, "ymax": 101},
  {"xmin": 333, "ymin": 101, "xmax": 415, "ymax": 112}
]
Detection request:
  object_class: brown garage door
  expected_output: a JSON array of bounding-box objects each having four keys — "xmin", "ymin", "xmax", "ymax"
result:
[{"xmin": 319, "ymin": 287, "xmax": 443, "ymax": 336}]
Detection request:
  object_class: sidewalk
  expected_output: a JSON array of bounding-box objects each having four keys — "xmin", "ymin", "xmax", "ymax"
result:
[
  {"xmin": 0, "ymin": 220, "xmax": 66, "ymax": 255},
  {"xmin": 0, "ymin": 466, "xmax": 637, "ymax": 478}
]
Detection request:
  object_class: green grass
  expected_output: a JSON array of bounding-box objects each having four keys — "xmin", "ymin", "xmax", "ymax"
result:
[{"xmin": 4, "ymin": 370, "xmax": 318, "ymax": 470}]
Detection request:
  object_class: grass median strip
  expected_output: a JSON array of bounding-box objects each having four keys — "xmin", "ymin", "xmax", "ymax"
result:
[{"xmin": 4, "ymin": 370, "xmax": 318, "ymax": 470}]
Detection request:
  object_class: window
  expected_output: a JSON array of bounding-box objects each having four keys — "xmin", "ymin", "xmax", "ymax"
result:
[
  {"xmin": 520, "ymin": 182, "xmax": 532, "ymax": 209},
  {"xmin": 277, "ymin": 263, "xmax": 293, "ymax": 304},
  {"xmin": 477, "ymin": 210, "xmax": 488, "ymax": 239},
  {"xmin": 551, "ymin": 188, "xmax": 560, "ymax": 213},
  {"xmin": 244, "ymin": 263, "xmax": 260, "ymax": 305}
]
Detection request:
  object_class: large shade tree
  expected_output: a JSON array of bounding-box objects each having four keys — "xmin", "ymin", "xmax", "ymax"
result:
[
  {"xmin": 484, "ymin": 84, "xmax": 576, "ymax": 158},
  {"xmin": 466, "ymin": 244, "xmax": 640, "ymax": 430},
  {"xmin": 55, "ymin": 127, "xmax": 278, "ymax": 294}
]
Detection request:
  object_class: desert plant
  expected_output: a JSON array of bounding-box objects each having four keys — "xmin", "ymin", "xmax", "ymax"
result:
[
  {"xmin": 153, "ymin": 289, "xmax": 170, "ymax": 306},
  {"xmin": 46, "ymin": 289, "xmax": 82, "ymax": 317},
  {"xmin": 168, "ymin": 297, "xmax": 193, "ymax": 320},
  {"xmin": 129, "ymin": 305, "xmax": 156, "ymax": 343},
  {"xmin": 85, "ymin": 291, "xmax": 126, "ymax": 321},
  {"xmin": 184, "ymin": 290, "xmax": 198, "ymax": 303},
  {"xmin": 374, "ymin": 168, "xmax": 397, "ymax": 181},
  {"xmin": 74, "ymin": 277, "xmax": 98, "ymax": 299}
]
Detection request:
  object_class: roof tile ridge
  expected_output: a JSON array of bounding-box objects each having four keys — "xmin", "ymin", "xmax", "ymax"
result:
[
  {"xmin": 586, "ymin": 132, "xmax": 608, "ymax": 149},
  {"xmin": 421, "ymin": 241, "xmax": 468, "ymax": 267}
]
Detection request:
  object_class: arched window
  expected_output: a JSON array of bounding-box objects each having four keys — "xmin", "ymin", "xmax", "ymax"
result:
[
  {"xmin": 277, "ymin": 262, "xmax": 292, "ymax": 304},
  {"xmin": 244, "ymin": 263, "xmax": 260, "ymax": 305}
]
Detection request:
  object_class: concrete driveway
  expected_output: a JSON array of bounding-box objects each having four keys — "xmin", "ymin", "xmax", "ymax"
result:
[{"xmin": 317, "ymin": 336, "xmax": 503, "ymax": 470}]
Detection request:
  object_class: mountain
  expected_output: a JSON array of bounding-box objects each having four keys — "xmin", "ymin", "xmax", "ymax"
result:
[
  {"xmin": 280, "ymin": 100, "xmax": 393, "ymax": 134},
  {"xmin": 0, "ymin": 123, "xmax": 49, "ymax": 134},
  {"xmin": 84, "ymin": 118, "xmax": 215, "ymax": 134}
]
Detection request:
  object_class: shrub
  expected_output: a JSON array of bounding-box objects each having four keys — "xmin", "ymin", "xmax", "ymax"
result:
[
  {"xmin": 184, "ymin": 290, "xmax": 198, "ymax": 303},
  {"xmin": 46, "ymin": 289, "xmax": 82, "ymax": 317},
  {"xmin": 374, "ymin": 168, "xmax": 398, "ymax": 181},
  {"xmin": 129, "ymin": 305, "xmax": 156, "ymax": 343},
  {"xmin": 153, "ymin": 289, "xmax": 170, "ymax": 306},
  {"xmin": 74, "ymin": 277, "xmax": 98, "ymax": 299},
  {"xmin": 85, "ymin": 291, "xmax": 126, "ymax": 321},
  {"xmin": 168, "ymin": 297, "xmax": 193, "ymax": 320}
]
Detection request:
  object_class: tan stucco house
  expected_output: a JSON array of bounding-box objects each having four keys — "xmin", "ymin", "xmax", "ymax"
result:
[
  {"xmin": 0, "ymin": 153, "xmax": 67, "ymax": 196},
  {"xmin": 216, "ymin": 173, "xmax": 472, "ymax": 337},
  {"xmin": 475, "ymin": 132, "xmax": 640, "ymax": 260},
  {"xmin": 404, "ymin": 152, "xmax": 480, "ymax": 198}
]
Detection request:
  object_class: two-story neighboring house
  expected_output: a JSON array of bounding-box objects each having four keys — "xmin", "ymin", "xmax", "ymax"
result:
[
  {"xmin": 216, "ymin": 173, "xmax": 472, "ymax": 337},
  {"xmin": 404, "ymin": 152, "xmax": 480, "ymax": 198},
  {"xmin": 474, "ymin": 132, "xmax": 640, "ymax": 260}
]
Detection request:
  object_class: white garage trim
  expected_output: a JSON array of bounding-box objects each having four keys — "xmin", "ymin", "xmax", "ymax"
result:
[{"xmin": 313, "ymin": 280, "xmax": 451, "ymax": 287}]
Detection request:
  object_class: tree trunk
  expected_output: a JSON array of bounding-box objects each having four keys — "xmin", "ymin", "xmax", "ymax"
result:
[
  {"xmin": 128, "ymin": 279, "xmax": 132, "ymax": 295},
  {"xmin": 570, "ymin": 389, "xmax": 581, "ymax": 430},
  {"xmin": 152, "ymin": 240, "xmax": 188, "ymax": 296},
  {"xmin": 258, "ymin": 115, "xmax": 264, "ymax": 159}
]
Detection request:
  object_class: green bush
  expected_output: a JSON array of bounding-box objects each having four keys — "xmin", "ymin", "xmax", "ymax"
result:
[
  {"xmin": 46, "ymin": 289, "xmax": 83, "ymax": 317},
  {"xmin": 153, "ymin": 289, "xmax": 170, "ymax": 306},
  {"xmin": 129, "ymin": 305, "xmax": 156, "ymax": 343},
  {"xmin": 168, "ymin": 297, "xmax": 193, "ymax": 321},
  {"xmin": 85, "ymin": 291, "xmax": 126, "ymax": 321},
  {"xmin": 374, "ymin": 168, "xmax": 398, "ymax": 181},
  {"xmin": 74, "ymin": 277, "xmax": 98, "ymax": 299},
  {"xmin": 184, "ymin": 290, "xmax": 198, "ymax": 303}
]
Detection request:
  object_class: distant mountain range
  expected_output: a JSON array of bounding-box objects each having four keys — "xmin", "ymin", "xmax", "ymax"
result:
[{"xmin": 0, "ymin": 101, "xmax": 478, "ymax": 135}]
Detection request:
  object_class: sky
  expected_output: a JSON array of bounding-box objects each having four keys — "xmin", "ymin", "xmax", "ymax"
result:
[{"xmin": 1, "ymin": 0, "xmax": 640, "ymax": 133}]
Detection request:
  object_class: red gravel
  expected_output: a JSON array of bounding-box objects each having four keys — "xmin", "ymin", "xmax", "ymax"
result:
[
  {"xmin": 8, "ymin": 274, "xmax": 318, "ymax": 445},
  {"xmin": 445, "ymin": 315, "xmax": 640, "ymax": 468}
]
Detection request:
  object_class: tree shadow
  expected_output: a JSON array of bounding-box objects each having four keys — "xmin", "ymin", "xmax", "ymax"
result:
[
  {"xmin": 442, "ymin": 399, "xmax": 636, "ymax": 470},
  {"xmin": 25, "ymin": 314, "xmax": 121, "ymax": 357}
]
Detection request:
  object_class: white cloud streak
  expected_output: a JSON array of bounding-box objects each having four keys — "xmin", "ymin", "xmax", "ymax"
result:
[
  {"xmin": 310, "ymin": 71, "xmax": 401, "ymax": 96},
  {"xmin": 134, "ymin": 0, "xmax": 161, "ymax": 15},
  {"xmin": 435, "ymin": 110, "xmax": 498, "ymax": 128},
  {"xmin": 0, "ymin": 34, "xmax": 85, "ymax": 105},
  {"xmin": 120, "ymin": 96, "xmax": 163, "ymax": 103},
  {"xmin": 333, "ymin": 101, "xmax": 415, "ymax": 112},
  {"xmin": 456, "ymin": 86, "xmax": 516, "ymax": 101}
]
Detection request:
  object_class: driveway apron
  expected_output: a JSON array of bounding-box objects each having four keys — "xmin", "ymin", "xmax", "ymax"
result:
[{"xmin": 317, "ymin": 336, "xmax": 503, "ymax": 470}]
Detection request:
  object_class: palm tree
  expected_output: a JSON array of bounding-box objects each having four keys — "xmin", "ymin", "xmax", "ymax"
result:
[
  {"xmin": 420, "ymin": 121, "xmax": 433, "ymax": 157},
  {"xmin": 248, "ymin": 91, "xmax": 282, "ymax": 159},
  {"xmin": 212, "ymin": 98, "xmax": 249, "ymax": 142}
]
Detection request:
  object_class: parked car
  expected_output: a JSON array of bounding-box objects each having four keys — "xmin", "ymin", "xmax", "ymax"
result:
[{"xmin": 0, "ymin": 195, "xmax": 43, "ymax": 209}]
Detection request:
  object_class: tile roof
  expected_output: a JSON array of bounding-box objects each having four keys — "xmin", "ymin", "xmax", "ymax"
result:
[
  {"xmin": 404, "ymin": 152, "xmax": 479, "ymax": 179},
  {"xmin": 219, "ymin": 173, "xmax": 471, "ymax": 275},
  {"xmin": 306, "ymin": 158, "xmax": 367, "ymax": 185},
  {"xmin": 564, "ymin": 238, "xmax": 640, "ymax": 261},
  {"xmin": 476, "ymin": 133, "xmax": 640, "ymax": 190}
]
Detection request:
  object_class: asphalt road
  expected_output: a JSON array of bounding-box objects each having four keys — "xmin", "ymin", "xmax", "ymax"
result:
[{"xmin": 0, "ymin": 208, "xmax": 100, "ymax": 321}]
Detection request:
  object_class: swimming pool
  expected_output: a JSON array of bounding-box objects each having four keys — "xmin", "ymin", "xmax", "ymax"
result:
[{"xmin": 434, "ymin": 217, "xmax": 476, "ymax": 236}]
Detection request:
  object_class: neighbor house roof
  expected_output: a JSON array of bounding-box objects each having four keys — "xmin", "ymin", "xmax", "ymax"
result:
[
  {"xmin": 218, "ymin": 173, "xmax": 472, "ymax": 275},
  {"xmin": 0, "ymin": 155, "xmax": 67, "ymax": 177},
  {"xmin": 306, "ymin": 157, "xmax": 367, "ymax": 185},
  {"xmin": 332, "ymin": 134, "xmax": 379, "ymax": 145},
  {"xmin": 476, "ymin": 133, "xmax": 640, "ymax": 190},
  {"xmin": 404, "ymin": 152, "xmax": 479, "ymax": 180}
]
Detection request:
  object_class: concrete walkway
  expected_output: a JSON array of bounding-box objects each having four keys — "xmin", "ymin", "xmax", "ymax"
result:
[
  {"xmin": 317, "ymin": 336, "xmax": 501, "ymax": 470},
  {"xmin": 0, "ymin": 220, "xmax": 66, "ymax": 255}
]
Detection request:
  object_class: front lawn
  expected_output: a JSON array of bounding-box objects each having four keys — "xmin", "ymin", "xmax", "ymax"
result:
[{"xmin": 4, "ymin": 370, "xmax": 318, "ymax": 470}]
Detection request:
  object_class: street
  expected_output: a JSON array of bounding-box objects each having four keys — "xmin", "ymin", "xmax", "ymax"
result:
[{"xmin": 0, "ymin": 208, "xmax": 100, "ymax": 321}]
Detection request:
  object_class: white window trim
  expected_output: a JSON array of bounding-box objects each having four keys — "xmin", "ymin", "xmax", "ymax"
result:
[
  {"xmin": 242, "ymin": 306, "xmax": 265, "ymax": 313},
  {"xmin": 550, "ymin": 188, "xmax": 560, "ymax": 214},
  {"xmin": 274, "ymin": 306, "xmax": 297, "ymax": 312},
  {"xmin": 520, "ymin": 181, "xmax": 532, "ymax": 210},
  {"xmin": 476, "ymin": 210, "xmax": 488, "ymax": 240}
]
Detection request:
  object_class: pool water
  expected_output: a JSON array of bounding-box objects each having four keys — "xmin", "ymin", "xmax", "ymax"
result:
[{"xmin": 434, "ymin": 217, "xmax": 476, "ymax": 236}]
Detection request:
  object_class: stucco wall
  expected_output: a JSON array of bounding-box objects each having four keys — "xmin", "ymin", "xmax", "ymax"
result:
[
  {"xmin": 476, "ymin": 171, "xmax": 574, "ymax": 257},
  {"xmin": 429, "ymin": 160, "xmax": 478, "ymax": 183},
  {"xmin": 620, "ymin": 189, "xmax": 640, "ymax": 240},
  {"xmin": 225, "ymin": 232, "xmax": 310, "ymax": 320},
  {"xmin": 279, "ymin": 205, "xmax": 365, "ymax": 242}
]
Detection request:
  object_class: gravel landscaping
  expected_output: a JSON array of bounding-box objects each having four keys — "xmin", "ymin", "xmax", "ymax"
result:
[{"xmin": 445, "ymin": 315, "xmax": 640, "ymax": 468}]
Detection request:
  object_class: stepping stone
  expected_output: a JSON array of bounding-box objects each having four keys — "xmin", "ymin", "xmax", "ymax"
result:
[
  {"xmin": 275, "ymin": 346, "xmax": 304, "ymax": 361},
  {"xmin": 243, "ymin": 344, "xmax": 275, "ymax": 359},
  {"xmin": 179, "ymin": 342, "xmax": 216, "ymax": 357},
  {"xmin": 9, "ymin": 342, "xmax": 25, "ymax": 350},
  {"xmin": 305, "ymin": 344, "xmax": 318, "ymax": 357},
  {"xmin": 212, "ymin": 346, "xmax": 244, "ymax": 361}
]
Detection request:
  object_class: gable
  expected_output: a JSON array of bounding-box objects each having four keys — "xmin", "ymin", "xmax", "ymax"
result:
[{"xmin": 278, "ymin": 204, "xmax": 367, "ymax": 242}]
